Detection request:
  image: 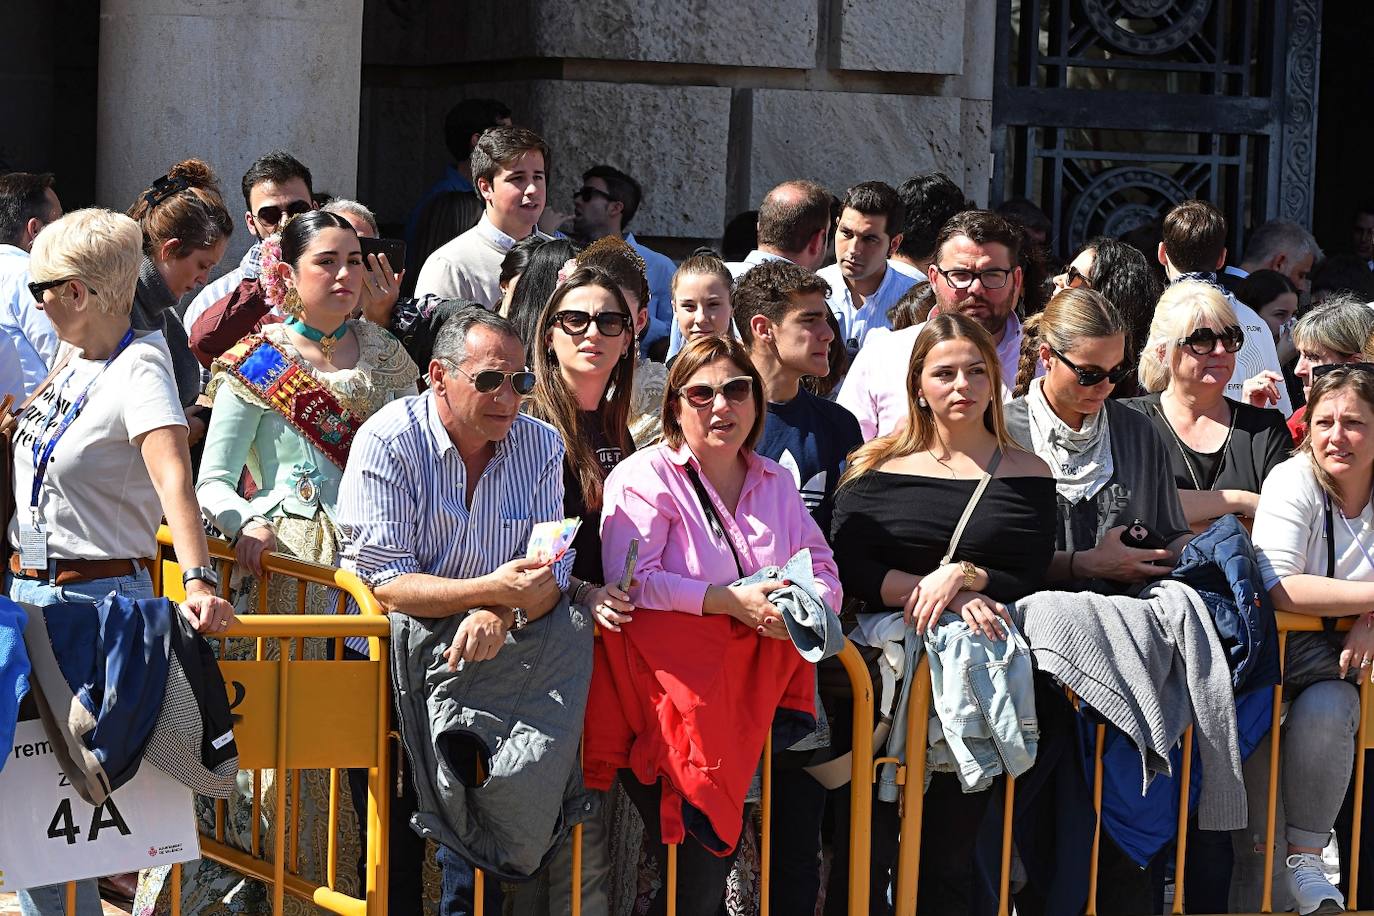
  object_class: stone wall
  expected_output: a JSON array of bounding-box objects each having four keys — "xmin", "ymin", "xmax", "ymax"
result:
[{"xmin": 359, "ymin": 0, "xmax": 995, "ymax": 249}]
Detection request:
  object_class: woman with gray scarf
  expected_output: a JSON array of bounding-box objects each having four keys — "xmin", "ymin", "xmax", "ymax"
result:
[
  {"xmin": 127, "ymin": 159, "xmax": 234, "ymax": 445},
  {"xmin": 1006, "ymin": 287, "xmax": 1192, "ymax": 595}
]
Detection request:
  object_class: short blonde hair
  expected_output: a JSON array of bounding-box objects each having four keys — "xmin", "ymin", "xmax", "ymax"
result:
[
  {"xmin": 29, "ymin": 208, "xmax": 142, "ymax": 317},
  {"xmin": 1137, "ymin": 280, "xmax": 1237, "ymax": 393}
]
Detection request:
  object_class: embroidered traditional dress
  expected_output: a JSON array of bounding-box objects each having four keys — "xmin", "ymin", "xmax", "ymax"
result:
[{"xmin": 135, "ymin": 320, "xmax": 419, "ymax": 915}]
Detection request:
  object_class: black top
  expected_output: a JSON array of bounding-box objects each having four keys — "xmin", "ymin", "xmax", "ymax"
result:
[
  {"xmin": 756, "ymin": 389, "xmax": 863, "ymax": 538},
  {"xmin": 830, "ymin": 471, "xmax": 1056, "ymax": 612},
  {"xmin": 1123, "ymin": 393, "xmax": 1291, "ymax": 494},
  {"xmin": 565, "ymin": 407, "xmax": 631, "ymax": 584}
]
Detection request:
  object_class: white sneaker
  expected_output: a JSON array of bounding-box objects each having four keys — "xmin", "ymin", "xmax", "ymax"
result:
[{"xmin": 1286, "ymin": 852, "xmax": 1346, "ymax": 915}]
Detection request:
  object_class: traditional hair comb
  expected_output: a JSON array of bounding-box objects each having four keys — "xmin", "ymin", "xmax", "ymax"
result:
[{"xmin": 143, "ymin": 173, "xmax": 191, "ymax": 209}]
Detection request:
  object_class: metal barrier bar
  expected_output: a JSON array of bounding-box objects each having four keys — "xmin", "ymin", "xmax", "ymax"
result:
[
  {"xmin": 1171, "ymin": 726, "xmax": 1194, "ymax": 915},
  {"xmin": 893, "ymin": 655, "xmax": 933, "ymax": 916}
]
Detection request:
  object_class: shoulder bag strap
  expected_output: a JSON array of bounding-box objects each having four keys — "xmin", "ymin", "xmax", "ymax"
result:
[
  {"xmin": 684, "ymin": 463, "xmax": 746, "ymax": 579},
  {"xmin": 2, "ymin": 348, "xmax": 75, "ymax": 430},
  {"xmin": 1323, "ymin": 492, "xmax": 1341, "ymax": 644},
  {"xmin": 940, "ymin": 449, "xmax": 1003, "ymax": 565}
]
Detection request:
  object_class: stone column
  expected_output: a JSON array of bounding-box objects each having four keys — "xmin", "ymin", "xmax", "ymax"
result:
[{"xmin": 96, "ymin": 0, "xmax": 363, "ymax": 267}]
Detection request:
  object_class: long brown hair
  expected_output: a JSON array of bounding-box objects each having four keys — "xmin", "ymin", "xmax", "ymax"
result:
[
  {"xmin": 530, "ymin": 265, "xmax": 636, "ymax": 511},
  {"xmin": 840, "ymin": 313, "xmax": 1018, "ymax": 487}
]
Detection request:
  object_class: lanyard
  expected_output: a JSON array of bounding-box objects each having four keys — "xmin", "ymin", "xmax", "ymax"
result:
[
  {"xmin": 29, "ymin": 328, "xmax": 136, "ymax": 514},
  {"xmin": 1338, "ymin": 508, "xmax": 1374, "ymax": 574}
]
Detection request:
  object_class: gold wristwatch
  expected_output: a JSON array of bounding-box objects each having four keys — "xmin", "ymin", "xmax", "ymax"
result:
[{"xmin": 958, "ymin": 560, "xmax": 978, "ymax": 591}]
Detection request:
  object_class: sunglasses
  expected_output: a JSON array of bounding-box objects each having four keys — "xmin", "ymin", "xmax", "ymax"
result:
[
  {"xmin": 677, "ymin": 376, "xmax": 754, "ymax": 410},
  {"xmin": 550, "ymin": 309, "xmax": 629, "ymax": 337},
  {"xmin": 1050, "ymin": 347, "xmax": 1131, "ymax": 387},
  {"xmin": 254, "ymin": 200, "xmax": 312, "ymax": 226},
  {"xmin": 1312, "ymin": 361, "xmax": 1374, "ymax": 380},
  {"xmin": 29, "ymin": 277, "xmax": 97, "ymax": 304},
  {"xmin": 445, "ymin": 362, "xmax": 537, "ymax": 396},
  {"xmin": 573, "ymin": 186, "xmax": 613, "ymax": 204},
  {"xmin": 1060, "ymin": 265, "xmax": 1092, "ymax": 290},
  {"xmin": 933, "ymin": 266, "xmax": 1012, "ymax": 290},
  {"xmin": 1178, "ymin": 325, "xmax": 1244, "ymax": 356}
]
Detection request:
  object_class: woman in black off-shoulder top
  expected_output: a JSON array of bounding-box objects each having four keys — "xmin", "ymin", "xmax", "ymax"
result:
[{"xmin": 826, "ymin": 314, "xmax": 1055, "ymax": 915}]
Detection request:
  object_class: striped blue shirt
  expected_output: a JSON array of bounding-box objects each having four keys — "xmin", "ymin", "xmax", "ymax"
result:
[{"xmin": 336, "ymin": 391, "xmax": 570, "ymax": 653}]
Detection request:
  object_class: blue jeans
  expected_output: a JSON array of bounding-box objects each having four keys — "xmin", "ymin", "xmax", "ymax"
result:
[{"xmin": 7, "ymin": 568, "xmax": 154, "ymax": 916}]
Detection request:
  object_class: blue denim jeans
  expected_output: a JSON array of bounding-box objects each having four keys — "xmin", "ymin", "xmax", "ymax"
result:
[{"xmin": 6, "ymin": 568, "xmax": 154, "ymax": 916}]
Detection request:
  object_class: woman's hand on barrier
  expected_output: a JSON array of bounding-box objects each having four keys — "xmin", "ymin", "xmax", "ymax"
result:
[
  {"xmin": 181, "ymin": 586, "xmax": 236, "ymax": 634},
  {"xmin": 485, "ymin": 557, "xmax": 560, "ymax": 610},
  {"xmin": 445, "ymin": 608, "xmax": 509, "ymax": 667},
  {"xmin": 1080, "ymin": 527, "xmax": 1173, "ymax": 583},
  {"xmin": 948, "ymin": 591, "xmax": 1011, "ymax": 641},
  {"xmin": 236, "ymin": 522, "xmax": 277, "ymax": 579},
  {"xmin": 903, "ymin": 563, "xmax": 965, "ymax": 635},
  {"xmin": 1339, "ymin": 614, "xmax": 1374, "ymax": 680},
  {"xmin": 588, "ymin": 583, "xmax": 635, "ymax": 633}
]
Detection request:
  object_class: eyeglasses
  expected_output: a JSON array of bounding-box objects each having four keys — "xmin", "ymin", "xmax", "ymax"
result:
[
  {"xmin": 29, "ymin": 277, "xmax": 97, "ymax": 304},
  {"xmin": 932, "ymin": 266, "xmax": 1012, "ymax": 290},
  {"xmin": 550, "ymin": 309, "xmax": 629, "ymax": 337},
  {"xmin": 254, "ymin": 200, "xmax": 312, "ymax": 226},
  {"xmin": 1060, "ymin": 265, "xmax": 1092, "ymax": 290},
  {"xmin": 677, "ymin": 376, "xmax": 754, "ymax": 409},
  {"xmin": 444, "ymin": 361, "xmax": 537, "ymax": 396},
  {"xmin": 573, "ymin": 186, "xmax": 612, "ymax": 204},
  {"xmin": 1312, "ymin": 361, "xmax": 1374, "ymax": 381},
  {"xmin": 1050, "ymin": 347, "xmax": 1131, "ymax": 387},
  {"xmin": 1177, "ymin": 325, "xmax": 1244, "ymax": 356}
]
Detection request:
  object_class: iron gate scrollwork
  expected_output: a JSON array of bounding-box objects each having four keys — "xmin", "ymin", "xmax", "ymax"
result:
[{"xmin": 992, "ymin": 0, "xmax": 1322, "ymax": 259}]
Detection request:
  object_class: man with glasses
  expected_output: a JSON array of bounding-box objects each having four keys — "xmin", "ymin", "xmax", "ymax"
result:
[
  {"xmin": 338, "ymin": 308, "xmax": 589, "ymax": 916},
  {"xmin": 181, "ymin": 150, "xmax": 315, "ymax": 332},
  {"xmin": 571, "ymin": 164, "xmax": 676, "ymax": 356},
  {"xmin": 839, "ymin": 210, "xmax": 1025, "ymax": 439},
  {"xmin": 0, "ymin": 171, "xmax": 63, "ymax": 396},
  {"xmin": 1157, "ymin": 199, "xmax": 1292, "ymax": 415}
]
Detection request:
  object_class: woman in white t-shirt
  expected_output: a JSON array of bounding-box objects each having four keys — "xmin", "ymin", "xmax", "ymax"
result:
[
  {"xmin": 1241, "ymin": 365, "xmax": 1374, "ymax": 914},
  {"xmin": 5, "ymin": 210, "xmax": 235, "ymax": 916}
]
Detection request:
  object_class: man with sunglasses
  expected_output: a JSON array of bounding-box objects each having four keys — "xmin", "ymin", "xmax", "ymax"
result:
[
  {"xmin": 571, "ymin": 164, "xmax": 676, "ymax": 356},
  {"xmin": 839, "ymin": 209, "xmax": 1025, "ymax": 439},
  {"xmin": 338, "ymin": 308, "xmax": 586, "ymax": 916},
  {"xmin": 1158, "ymin": 199, "xmax": 1292, "ymax": 416},
  {"xmin": 181, "ymin": 150, "xmax": 315, "ymax": 332}
]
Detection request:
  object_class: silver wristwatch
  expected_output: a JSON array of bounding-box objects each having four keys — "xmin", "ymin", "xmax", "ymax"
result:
[{"xmin": 510, "ymin": 607, "xmax": 529, "ymax": 631}]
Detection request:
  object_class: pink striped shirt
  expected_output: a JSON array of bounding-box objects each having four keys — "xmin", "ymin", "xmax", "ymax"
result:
[{"xmin": 599, "ymin": 442, "xmax": 841, "ymax": 615}]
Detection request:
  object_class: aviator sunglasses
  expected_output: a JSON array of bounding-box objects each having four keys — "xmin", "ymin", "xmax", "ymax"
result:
[
  {"xmin": 254, "ymin": 200, "xmax": 312, "ymax": 226},
  {"xmin": 444, "ymin": 361, "xmax": 537, "ymax": 396}
]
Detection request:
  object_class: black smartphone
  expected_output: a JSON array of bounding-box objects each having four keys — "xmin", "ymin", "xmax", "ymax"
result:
[
  {"xmin": 359, "ymin": 236, "xmax": 406, "ymax": 272},
  {"xmin": 1120, "ymin": 518, "xmax": 1168, "ymax": 550}
]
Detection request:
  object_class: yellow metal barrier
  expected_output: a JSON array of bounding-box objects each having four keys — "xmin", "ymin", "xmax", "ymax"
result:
[
  {"xmin": 889, "ymin": 611, "xmax": 1374, "ymax": 916},
  {"xmin": 61, "ymin": 526, "xmax": 392, "ymax": 916}
]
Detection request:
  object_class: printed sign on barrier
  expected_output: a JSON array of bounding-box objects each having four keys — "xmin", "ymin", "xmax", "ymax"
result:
[{"xmin": 0, "ymin": 719, "xmax": 200, "ymax": 890}]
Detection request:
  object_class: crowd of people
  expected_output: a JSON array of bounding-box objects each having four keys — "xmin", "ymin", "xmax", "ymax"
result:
[{"xmin": 5, "ymin": 95, "xmax": 1374, "ymax": 916}]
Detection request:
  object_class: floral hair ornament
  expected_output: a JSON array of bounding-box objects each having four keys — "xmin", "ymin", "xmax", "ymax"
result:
[
  {"xmin": 258, "ymin": 233, "xmax": 288, "ymax": 309},
  {"xmin": 556, "ymin": 258, "xmax": 579, "ymax": 285}
]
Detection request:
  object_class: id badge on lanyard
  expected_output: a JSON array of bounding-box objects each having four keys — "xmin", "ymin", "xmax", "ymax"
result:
[{"xmin": 23, "ymin": 329, "xmax": 135, "ymax": 568}]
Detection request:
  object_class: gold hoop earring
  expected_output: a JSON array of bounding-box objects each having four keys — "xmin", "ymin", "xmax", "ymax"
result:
[{"xmin": 282, "ymin": 288, "xmax": 304, "ymax": 319}]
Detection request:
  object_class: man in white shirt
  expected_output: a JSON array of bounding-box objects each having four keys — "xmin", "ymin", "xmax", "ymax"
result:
[
  {"xmin": 570, "ymin": 164, "xmax": 676, "ymax": 357},
  {"xmin": 817, "ymin": 181, "xmax": 917, "ymax": 356},
  {"xmin": 890, "ymin": 171, "xmax": 972, "ymax": 281},
  {"xmin": 414, "ymin": 126, "xmax": 551, "ymax": 308},
  {"xmin": 0, "ymin": 171, "xmax": 62, "ymax": 394},
  {"xmin": 1158, "ymin": 199, "xmax": 1293, "ymax": 415},
  {"xmin": 181, "ymin": 150, "xmax": 315, "ymax": 331},
  {"xmin": 669, "ymin": 180, "xmax": 831, "ymax": 357},
  {"xmin": 839, "ymin": 209, "xmax": 1024, "ymax": 439}
]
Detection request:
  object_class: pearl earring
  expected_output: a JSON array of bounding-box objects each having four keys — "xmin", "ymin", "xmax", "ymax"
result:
[{"xmin": 917, "ymin": 395, "xmax": 928, "ymax": 408}]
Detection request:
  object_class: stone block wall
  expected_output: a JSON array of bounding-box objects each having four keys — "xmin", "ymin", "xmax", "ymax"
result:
[{"xmin": 359, "ymin": 0, "xmax": 995, "ymax": 249}]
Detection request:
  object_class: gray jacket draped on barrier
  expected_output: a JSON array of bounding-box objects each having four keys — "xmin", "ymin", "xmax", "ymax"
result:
[
  {"xmin": 1008, "ymin": 579, "xmax": 1245, "ymax": 830},
  {"xmin": 390, "ymin": 595, "xmax": 595, "ymax": 880}
]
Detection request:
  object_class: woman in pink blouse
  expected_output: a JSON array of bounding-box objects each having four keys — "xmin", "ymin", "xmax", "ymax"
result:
[{"xmin": 588, "ymin": 335, "xmax": 840, "ymax": 916}]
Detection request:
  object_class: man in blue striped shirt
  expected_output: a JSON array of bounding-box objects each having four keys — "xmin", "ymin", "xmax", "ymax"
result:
[{"xmin": 337, "ymin": 307, "xmax": 570, "ymax": 915}]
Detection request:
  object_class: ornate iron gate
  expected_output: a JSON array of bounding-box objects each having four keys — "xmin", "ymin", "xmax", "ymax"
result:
[{"xmin": 991, "ymin": 0, "xmax": 1322, "ymax": 258}]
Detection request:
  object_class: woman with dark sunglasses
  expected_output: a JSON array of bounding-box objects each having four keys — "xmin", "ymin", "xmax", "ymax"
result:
[
  {"xmin": 1007, "ymin": 287, "xmax": 1191, "ymax": 595},
  {"xmin": 590, "ymin": 335, "xmax": 840, "ymax": 916},
  {"xmin": 1126, "ymin": 281, "xmax": 1291, "ymax": 534}
]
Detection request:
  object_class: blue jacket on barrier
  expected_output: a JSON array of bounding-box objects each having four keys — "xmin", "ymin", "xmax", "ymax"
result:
[
  {"xmin": 1169, "ymin": 513, "xmax": 1281, "ymax": 695},
  {"xmin": 0, "ymin": 597, "xmax": 29, "ymax": 772},
  {"xmin": 21, "ymin": 593, "xmax": 171, "ymax": 805}
]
